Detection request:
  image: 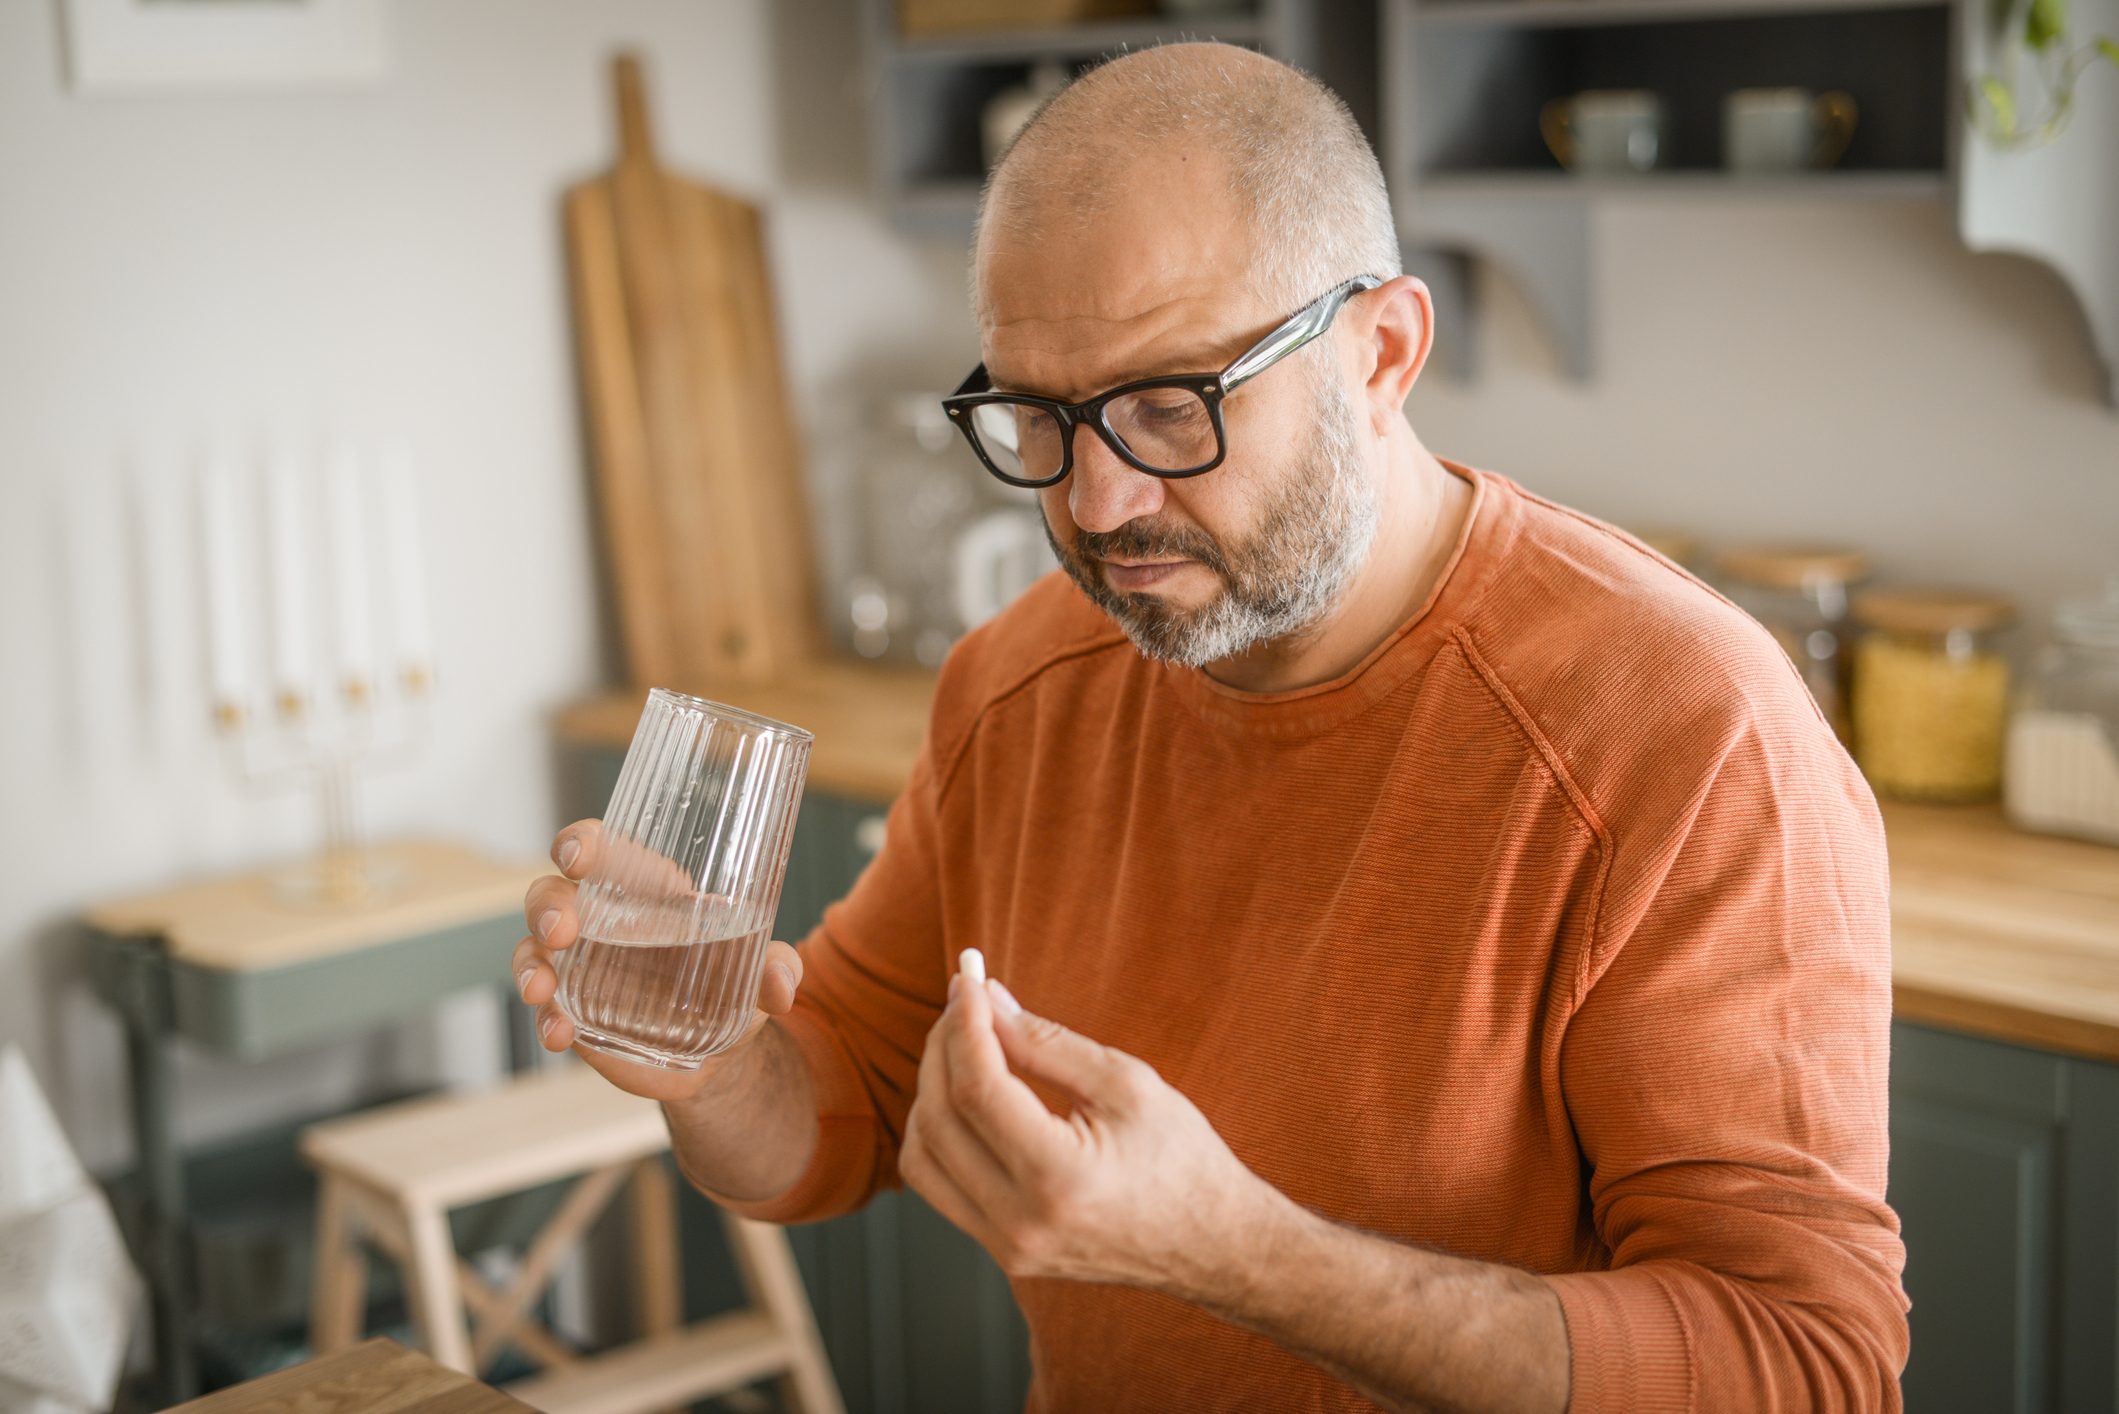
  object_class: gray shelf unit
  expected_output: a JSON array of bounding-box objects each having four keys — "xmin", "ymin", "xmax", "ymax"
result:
[
  {"xmin": 857, "ymin": 2, "xmax": 1492, "ymax": 375},
  {"xmin": 1382, "ymin": 0, "xmax": 2119, "ymax": 404},
  {"xmin": 863, "ymin": 2, "xmax": 1311, "ymax": 236}
]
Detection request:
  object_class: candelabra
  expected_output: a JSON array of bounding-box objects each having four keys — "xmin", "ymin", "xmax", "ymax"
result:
[
  {"xmin": 214, "ymin": 666, "xmax": 435, "ymax": 907},
  {"xmin": 199, "ymin": 437, "xmax": 436, "ymax": 908}
]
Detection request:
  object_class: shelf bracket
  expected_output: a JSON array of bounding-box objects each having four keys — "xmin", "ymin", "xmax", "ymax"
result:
[{"xmin": 1407, "ymin": 192, "xmax": 1595, "ymax": 379}]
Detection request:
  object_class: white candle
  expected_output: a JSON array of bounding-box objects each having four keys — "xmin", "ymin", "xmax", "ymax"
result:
[
  {"xmin": 264, "ymin": 445, "xmax": 313, "ymax": 711},
  {"xmin": 198, "ymin": 448, "xmax": 249, "ymax": 721},
  {"xmin": 378, "ymin": 442, "xmax": 434, "ymax": 688},
  {"xmin": 325, "ymin": 442, "xmax": 374, "ymax": 696}
]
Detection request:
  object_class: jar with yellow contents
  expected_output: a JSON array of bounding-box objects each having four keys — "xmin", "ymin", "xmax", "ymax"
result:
[{"xmin": 1850, "ymin": 588, "xmax": 2015, "ymax": 801}]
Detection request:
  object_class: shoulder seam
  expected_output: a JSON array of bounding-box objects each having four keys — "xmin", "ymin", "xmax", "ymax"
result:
[
  {"xmin": 931, "ymin": 631, "xmax": 1134, "ymax": 805},
  {"xmin": 1452, "ymin": 625, "xmax": 1614, "ymax": 1012}
]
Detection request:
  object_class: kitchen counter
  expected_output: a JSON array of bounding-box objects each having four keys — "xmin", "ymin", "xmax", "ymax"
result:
[
  {"xmin": 553, "ymin": 660, "xmax": 936, "ymax": 803},
  {"xmin": 556, "ymin": 668, "xmax": 2119, "ymax": 1061},
  {"xmin": 1885, "ymin": 800, "xmax": 2119, "ymax": 1062}
]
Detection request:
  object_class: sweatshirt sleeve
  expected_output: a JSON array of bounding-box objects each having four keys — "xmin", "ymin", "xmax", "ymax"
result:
[
  {"xmin": 1542, "ymin": 718, "xmax": 1911, "ymax": 1412},
  {"xmin": 713, "ymin": 732, "xmax": 952, "ymax": 1225}
]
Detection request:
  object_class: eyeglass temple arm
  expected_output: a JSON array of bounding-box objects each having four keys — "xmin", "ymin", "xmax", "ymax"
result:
[{"xmin": 1221, "ymin": 275, "xmax": 1384, "ymax": 393}]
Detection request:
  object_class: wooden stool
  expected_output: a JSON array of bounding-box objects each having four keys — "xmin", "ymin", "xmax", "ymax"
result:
[{"xmin": 300, "ymin": 1064, "xmax": 843, "ymax": 1414}]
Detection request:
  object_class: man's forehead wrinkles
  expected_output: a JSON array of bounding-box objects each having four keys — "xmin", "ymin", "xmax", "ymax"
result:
[
  {"xmin": 983, "ymin": 291, "xmax": 1256, "ymax": 394},
  {"xmin": 987, "ymin": 290, "xmax": 1211, "ymax": 333}
]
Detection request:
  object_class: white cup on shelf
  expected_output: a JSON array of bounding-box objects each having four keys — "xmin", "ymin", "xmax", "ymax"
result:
[
  {"xmin": 1541, "ymin": 90, "xmax": 1666, "ymax": 175},
  {"xmin": 1723, "ymin": 88, "xmax": 1859, "ymax": 173}
]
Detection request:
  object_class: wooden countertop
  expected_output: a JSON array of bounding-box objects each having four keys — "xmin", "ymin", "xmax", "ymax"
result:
[
  {"xmin": 553, "ymin": 659, "xmax": 937, "ymax": 803},
  {"xmin": 1884, "ymin": 802, "xmax": 2119, "ymax": 1062},
  {"xmin": 557, "ymin": 667, "xmax": 2119, "ymax": 1062}
]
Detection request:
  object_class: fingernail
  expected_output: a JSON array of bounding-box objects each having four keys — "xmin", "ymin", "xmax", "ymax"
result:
[
  {"xmin": 989, "ymin": 980, "xmax": 1022, "ymax": 1018},
  {"xmin": 517, "ymin": 966, "xmax": 537, "ymax": 997},
  {"xmin": 539, "ymin": 1012, "xmax": 559, "ymax": 1042},
  {"xmin": 536, "ymin": 909, "xmax": 560, "ymax": 941},
  {"xmin": 556, "ymin": 838, "xmax": 581, "ymax": 872},
  {"xmin": 948, "ymin": 972, "xmax": 962, "ymax": 1002}
]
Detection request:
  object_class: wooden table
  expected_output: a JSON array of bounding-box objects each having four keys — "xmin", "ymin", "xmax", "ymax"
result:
[
  {"xmin": 84, "ymin": 841, "xmax": 547, "ymax": 1408},
  {"xmin": 166, "ymin": 1336, "xmax": 534, "ymax": 1412}
]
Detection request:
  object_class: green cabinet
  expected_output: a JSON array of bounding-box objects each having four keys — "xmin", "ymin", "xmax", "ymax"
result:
[{"xmin": 1891, "ymin": 1022, "xmax": 2119, "ymax": 1413}]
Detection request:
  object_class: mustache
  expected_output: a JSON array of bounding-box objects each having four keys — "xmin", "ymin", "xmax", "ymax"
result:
[{"xmin": 1073, "ymin": 521, "xmax": 1229, "ymax": 577}]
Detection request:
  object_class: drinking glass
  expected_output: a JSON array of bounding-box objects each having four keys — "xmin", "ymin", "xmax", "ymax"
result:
[{"xmin": 556, "ymin": 688, "xmax": 812, "ymax": 1069}]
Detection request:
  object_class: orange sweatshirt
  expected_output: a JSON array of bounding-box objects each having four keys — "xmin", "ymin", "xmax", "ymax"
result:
[{"xmin": 726, "ymin": 464, "xmax": 1910, "ymax": 1411}]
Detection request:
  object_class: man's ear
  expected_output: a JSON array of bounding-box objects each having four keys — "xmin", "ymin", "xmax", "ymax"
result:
[{"xmin": 1360, "ymin": 275, "xmax": 1433, "ymax": 436}]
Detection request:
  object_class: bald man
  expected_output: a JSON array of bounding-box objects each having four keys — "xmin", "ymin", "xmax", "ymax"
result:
[{"xmin": 516, "ymin": 43, "xmax": 1910, "ymax": 1413}]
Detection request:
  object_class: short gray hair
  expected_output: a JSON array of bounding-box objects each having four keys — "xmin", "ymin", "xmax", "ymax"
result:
[{"xmin": 973, "ymin": 42, "xmax": 1402, "ymax": 321}]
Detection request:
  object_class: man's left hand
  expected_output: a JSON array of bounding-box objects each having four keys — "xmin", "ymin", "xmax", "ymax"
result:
[{"xmin": 899, "ymin": 968, "xmax": 1268, "ymax": 1295}]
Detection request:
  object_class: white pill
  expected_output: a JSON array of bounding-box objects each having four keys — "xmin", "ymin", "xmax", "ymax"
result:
[{"xmin": 958, "ymin": 948, "xmax": 986, "ymax": 986}]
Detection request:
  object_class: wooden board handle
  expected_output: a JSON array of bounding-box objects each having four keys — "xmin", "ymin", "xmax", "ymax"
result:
[{"xmin": 613, "ymin": 52, "xmax": 655, "ymax": 167}]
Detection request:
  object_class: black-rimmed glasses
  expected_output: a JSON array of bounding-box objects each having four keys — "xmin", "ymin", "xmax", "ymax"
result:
[{"xmin": 942, "ymin": 274, "xmax": 1383, "ymax": 489}]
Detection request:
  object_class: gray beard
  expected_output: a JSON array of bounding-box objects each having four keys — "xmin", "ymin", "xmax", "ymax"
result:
[{"xmin": 1046, "ymin": 367, "xmax": 1379, "ymax": 670}]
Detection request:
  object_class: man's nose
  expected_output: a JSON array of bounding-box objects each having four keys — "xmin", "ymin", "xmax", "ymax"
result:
[{"xmin": 1066, "ymin": 422, "xmax": 1166, "ymax": 535}]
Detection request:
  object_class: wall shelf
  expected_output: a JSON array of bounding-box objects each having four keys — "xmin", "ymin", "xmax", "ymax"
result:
[
  {"xmin": 857, "ymin": 0, "xmax": 2118, "ymax": 406},
  {"xmin": 1417, "ymin": 0, "xmax": 1946, "ymax": 30},
  {"xmin": 893, "ymin": 14, "xmax": 1272, "ymax": 62},
  {"xmin": 1422, "ymin": 169, "xmax": 1950, "ymax": 200},
  {"xmin": 862, "ymin": 2, "xmax": 1306, "ymax": 236},
  {"xmin": 1384, "ymin": 0, "xmax": 2119, "ymax": 403}
]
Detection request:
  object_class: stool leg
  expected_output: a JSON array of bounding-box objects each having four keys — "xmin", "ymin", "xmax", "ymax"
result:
[
  {"xmin": 308, "ymin": 1176, "xmax": 367, "ymax": 1353},
  {"xmin": 403, "ymin": 1204, "xmax": 475, "ymax": 1374},
  {"xmin": 723, "ymin": 1213, "xmax": 845, "ymax": 1414},
  {"xmin": 628, "ymin": 1156, "xmax": 687, "ymax": 1414},
  {"xmin": 629, "ymin": 1156, "xmax": 681, "ymax": 1339}
]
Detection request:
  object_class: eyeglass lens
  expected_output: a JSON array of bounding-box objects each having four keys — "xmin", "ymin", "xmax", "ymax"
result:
[{"xmin": 967, "ymin": 387, "xmax": 1218, "ymax": 482}]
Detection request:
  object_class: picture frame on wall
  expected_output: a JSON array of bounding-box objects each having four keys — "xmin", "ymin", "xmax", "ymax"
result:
[{"xmin": 59, "ymin": 0, "xmax": 390, "ymax": 94}]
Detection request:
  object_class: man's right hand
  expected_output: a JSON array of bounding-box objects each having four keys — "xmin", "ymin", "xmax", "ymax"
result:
[{"xmin": 514, "ymin": 819, "xmax": 806, "ymax": 1104}]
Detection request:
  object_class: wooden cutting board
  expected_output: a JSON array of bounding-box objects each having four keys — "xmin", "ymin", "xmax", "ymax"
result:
[{"xmin": 564, "ymin": 53, "xmax": 821, "ymax": 689}]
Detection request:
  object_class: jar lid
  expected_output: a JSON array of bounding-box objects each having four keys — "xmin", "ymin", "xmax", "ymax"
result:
[
  {"xmin": 1852, "ymin": 586, "xmax": 2015, "ymax": 634},
  {"xmin": 1717, "ymin": 544, "xmax": 1870, "ymax": 589},
  {"xmin": 2054, "ymin": 581, "xmax": 2119, "ymax": 651}
]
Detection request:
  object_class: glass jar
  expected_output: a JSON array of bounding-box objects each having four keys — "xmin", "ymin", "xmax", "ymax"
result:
[
  {"xmin": 1717, "ymin": 545, "xmax": 1869, "ymax": 744},
  {"xmin": 844, "ymin": 394, "xmax": 982, "ymax": 667},
  {"xmin": 1850, "ymin": 587, "xmax": 2015, "ymax": 802},
  {"xmin": 2007, "ymin": 582, "xmax": 2119, "ymax": 844}
]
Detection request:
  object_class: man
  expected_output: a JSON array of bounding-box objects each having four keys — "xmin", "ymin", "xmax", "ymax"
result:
[{"xmin": 515, "ymin": 42, "xmax": 1909, "ymax": 1412}]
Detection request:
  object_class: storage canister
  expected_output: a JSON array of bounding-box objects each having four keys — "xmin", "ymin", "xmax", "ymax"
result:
[
  {"xmin": 2007, "ymin": 582, "xmax": 2119, "ymax": 844},
  {"xmin": 1850, "ymin": 587, "xmax": 2014, "ymax": 801},
  {"xmin": 1717, "ymin": 545, "xmax": 1868, "ymax": 744}
]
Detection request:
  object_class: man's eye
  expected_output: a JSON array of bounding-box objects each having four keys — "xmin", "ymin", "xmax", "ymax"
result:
[{"xmin": 1137, "ymin": 398, "xmax": 1203, "ymax": 424}]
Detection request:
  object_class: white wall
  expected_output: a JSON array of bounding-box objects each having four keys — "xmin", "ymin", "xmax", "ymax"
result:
[
  {"xmin": 0, "ymin": 0, "xmax": 2112, "ymax": 1179},
  {"xmin": 1411, "ymin": 200, "xmax": 2119, "ymax": 612},
  {"xmin": 0, "ymin": 0, "xmax": 972, "ymax": 1174}
]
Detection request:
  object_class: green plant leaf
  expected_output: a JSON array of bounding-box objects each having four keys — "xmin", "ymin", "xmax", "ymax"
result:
[
  {"xmin": 2025, "ymin": 0, "xmax": 2065, "ymax": 48},
  {"xmin": 2097, "ymin": 35, "xmax": 2119, "ymax": 68},
  {"xmin": 1980, "ymin": 75, "xmax": 2019, "ymax": 134}
]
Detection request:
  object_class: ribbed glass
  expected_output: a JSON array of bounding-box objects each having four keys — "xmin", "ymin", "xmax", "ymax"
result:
[{"xmin": 556, "ymin": 688, "xmax": 812, "ymax": 1069}]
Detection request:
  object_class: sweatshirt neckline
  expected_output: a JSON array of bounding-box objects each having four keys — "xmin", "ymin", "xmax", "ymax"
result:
[{"xmin": 1161, "ymin": 461, "xmax": 1515, "ymax": 739}]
